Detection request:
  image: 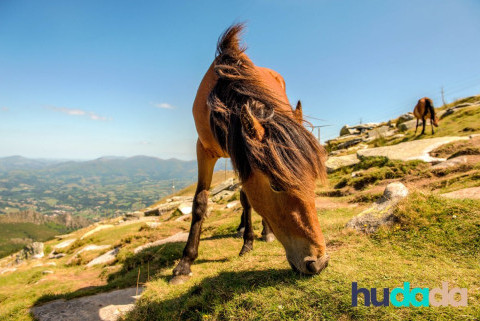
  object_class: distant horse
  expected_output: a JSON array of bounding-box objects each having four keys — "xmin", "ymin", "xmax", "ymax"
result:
[
  {"xmin": 414, "ymin": 97, "xmax": 439, "ymax": 135},
  {"xmin": 171, "ymin": 24, "xmax": 329, "ymax": 283}
]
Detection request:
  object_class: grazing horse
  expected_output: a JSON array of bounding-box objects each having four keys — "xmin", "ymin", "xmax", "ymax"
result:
[
  {"xmin": 414, "ymin": 97, "xmax": 439, "ymax": 135},
  {"xmin": 170, "ymin": 24, "xmax": 329, "ymax": 284}
]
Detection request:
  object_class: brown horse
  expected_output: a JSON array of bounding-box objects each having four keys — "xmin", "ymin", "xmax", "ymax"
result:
[
  {"xmin": 414, "ymin": 97, "xmax": 439, "ymax": 135},
  {"xmin": 170, "ymin": 24, "xmax": 329, "ymax": 284}
]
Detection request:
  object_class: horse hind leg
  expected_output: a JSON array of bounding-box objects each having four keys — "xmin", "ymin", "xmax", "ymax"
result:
[
  {"xmin": 261, "ymin": 220, "xmax": 275, "ymax": 242},
  {"xmin": 171, "ymin": 140, "xmax": 218, "ymax": 284},
  {"xmin": 239, "ymin": 189, "xmax": 254, "ymax": 256},
  {"xmin": 431, "ymin": 118, "xmax": 435, "ymax": 135},
  {"xmin": 421, "ymin": 117, "xmax": 426, "ymax": 135},
  {"xmin": 415, "ymin": 119, "xmax": 419, "ymax": 135}
]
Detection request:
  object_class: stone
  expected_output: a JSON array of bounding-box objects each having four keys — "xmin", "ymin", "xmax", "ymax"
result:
[
  {"xmin": 177, "ymin": 203, "xmax": 192, "ymax": 215},
  {"xmin": 125, "ymin": 211, "xmax": 144, "ymax": 220},
  {"xmin": 77, "ymin": 245, "xmax": 111, "ymax": 255},
  {"xmin": 226, "ymin": 201, "xmax": 238, "ymax": 209},
  {"xmin": 16, "ymin": 242, "xmax": 44, "ymax": 263},
  {"xmin": 81, "ymin": 225, "xmax": 114, "ymax": 240},
  {"xmin": 441, "ymin": 187, "xmax": 480, "ymax": 200},
  {"xmin": 86, "ymin": 248, "xmax": 120, "ymax": 267},
  {"xmin": 431, "ymin": 155, "xmax": 476, "ymax": 171},
  {"xmin": 54, "ymin": 239, "xmax": 76, "ymax": 249},
  {"xmin": 398, "ymin": 119, "xmax": 417, "ymax": 131},
  {"xmin": 134, "ymin": 232, "xmax": 189, "ymax": 254},
  {"xmin": 42, "ymin": 270, "xmax": 54, "ymax": 274},
  {"xmin": 145, "ymin": 222, "xmax": 161, "ymax": 228},
  {"xmin": 345, "ymin": 182, "xmax": 409, "ymax": 233},
  {"xmin": 396, "ymin": 113, "xmax": 414, "ymax": 125},
  {"xmin": 326, "ymin": 154, "xmax": 360, "ymax": 173},
  {"xmin": 357, "ymin": 136, "xmax": 470, "ymax": 162},
  {"xmin": 336, "ymin": 138, "xmax": 364, "ymax": 150},
  {"xmin": 212, "ymin": 190, "xmax": 235, "ymax": 202},
  {"xmin": 211, "ymin": 178, "xmax": 235, "ymax": 195},
  {"xmin": 48, "ymin": 253, "xmax": 66, "ymax": 259},
  {"xmin": 340, "ymin": 125, "xmax": 358, "ymax": 136},
  {"xmin": 0, "ymin": 267, "xmax": 16, "ymax": 275},
  {"xmin": 31, "ymin": 287, "xmax": 143, "ymax": 321}
]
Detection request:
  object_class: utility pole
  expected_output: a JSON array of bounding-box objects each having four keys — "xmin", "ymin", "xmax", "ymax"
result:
[
  {"xmin": 310, "ymin": 125, "xmax": 332, "ymax": 143},
  {"xmin": 441, "ymin": 86, "xmax": 447, "ymax": 107}
]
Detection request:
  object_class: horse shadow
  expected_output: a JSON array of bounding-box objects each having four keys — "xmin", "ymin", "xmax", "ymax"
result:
[{"xmin": 30, "ymin": 238, "xmax": 299, "ymax": 320}]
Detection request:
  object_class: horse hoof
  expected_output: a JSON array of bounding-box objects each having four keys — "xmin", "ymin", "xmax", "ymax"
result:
[
  {"xmin": 169, "ymin": 274, "xmax": 191, "ymax": 285},
  {"xmin": 239, "ymin": 244, "xmax": 253, "ymax": 256},
  {"xmin": 262, "ymin": 233, "xmax": 275, "ymax": 243}
]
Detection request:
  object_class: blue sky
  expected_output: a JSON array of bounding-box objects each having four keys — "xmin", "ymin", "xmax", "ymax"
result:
[{"xmin": 1, "ymin": 0, "xmax": 479, "ymax": 160}]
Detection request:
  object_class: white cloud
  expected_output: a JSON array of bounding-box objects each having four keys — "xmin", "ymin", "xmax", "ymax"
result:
[
  {"xmin": 46, "ymin": 106, "xmax": 110, "ymax": 121},
  {"xmin": 151, "ymin": 102, "xmax": 176, "ymax": 109}
]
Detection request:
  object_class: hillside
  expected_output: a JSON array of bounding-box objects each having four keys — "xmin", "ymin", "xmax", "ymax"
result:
[{"xmin": 0, "ymin": 96, "xmax": 479, "ymax": 320}]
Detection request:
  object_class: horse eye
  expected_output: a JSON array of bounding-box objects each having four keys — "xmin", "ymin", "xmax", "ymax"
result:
[{"xmin": 270, "ymin": 182, "xmax": 283, "ymax": 192}]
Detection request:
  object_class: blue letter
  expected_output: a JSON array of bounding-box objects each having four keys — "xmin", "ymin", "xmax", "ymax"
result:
[
  {"xmin": 371, "ymin": 288, "xmax": 389, "ymax": 307},
  {"xmin": 352, "ymin": 282, "xmax": 370, "ymax": 307}
]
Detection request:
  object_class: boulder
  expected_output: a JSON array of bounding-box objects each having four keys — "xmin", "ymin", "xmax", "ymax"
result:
[
  {"xmin": 211, "ymin": 178, "xmax": 235, "ymax": 195},
  {"xmin": 366, "ymin": 126, "xmax": 396, "ymax": 140},
  {"xmin": 326, "ymin": 154, "xmax": 360, "ymax": 173},
  {"xmin": 345, "ymin": 182, "xmax": 409, "ymax": 233},
  {"xmin": 54, "ymin": 239, "xmax": 76, "ymax": 249},
  {"xmin": 396, "ymin": 113, "xmax": 414, "ymax": 125},
  {"xmin": 336, "ymin": 138, "xmax": 364, "ymax": 150},
  {"xmin": 441, "ymin": 187, "xmax": 480, "ymax": 200},
  {"xmin": 177, "ymin": 203, "xmax": 192, "ymax": 215},
  {"xmin": 86, "ymin": 248, "xmax": 119, "ymax": 267},
  {"xmin": 431, "ymin": 155, "xmax": 476, "ymax": 171},
  {"xmin": 398, "ymin": 119, "xmax": 417, "ymax": 132},
  {"xmin": 16, "ymin": 242, "xmax": 44, "ymax": 263},
  {"xmin": 134, "ymin": 232, "xmax": 189, "ymax": 254},
  {"xmin": 340, "ymin": 125, "xmax": 358, "ymax": 136},
  {"xmin": 212, "ymin": 190, "xmax": 235, "ymax": 202}
]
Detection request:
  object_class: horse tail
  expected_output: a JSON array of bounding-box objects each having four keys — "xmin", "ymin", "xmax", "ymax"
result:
[
  {"xmin": 208, "ymin": 24, "xmax": 326, "ymax": 194},
  {"xmin": 425, "ymin": 98, "xmax": 438, "ymax": 126}
]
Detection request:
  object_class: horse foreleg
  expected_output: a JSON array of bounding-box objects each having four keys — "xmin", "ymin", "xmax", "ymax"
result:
[
  {"xmin": 239, "ymin": 189, "xmax": 254, "ymax": 256},
  {"xmin": 261, "ymin": 219, "xmax": 275, "ymax": 242},
  {"xmin": 171, "ymin": 140, "xmax": 218, "ymax": 284},
  {"xmin": 415, "ymin": 119, "xmax": 419, "ymax": 135},
  {"xmin": 421, "ymin": 117, "xmax": 426, "ymax": 135},
  {"xmin": 431, "ymin": 118, "xmax": 435, "ymax": 135},
  {"xmin": 236, "ymin": 208, "xmax": 246, "ymax": 237}
]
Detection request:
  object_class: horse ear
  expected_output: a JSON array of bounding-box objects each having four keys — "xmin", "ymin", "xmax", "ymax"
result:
[
  {"xmin": 293, "ymin": 100, "xmax": 303, "ymax": 124},
  {"xmin": 241, "ymin": 102, "xmax": 265, "ymax": 141}
]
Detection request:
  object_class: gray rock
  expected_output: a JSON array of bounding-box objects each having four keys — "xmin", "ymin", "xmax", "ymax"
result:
[
  {"xmin": 431, "ymin": 156, "xmax": 470, "ymax": 171},
  {"xmin": 54, "ymin": 239, "xmax": 77, "ymax": 249},
  {"xmin": 441, "ymin": 187, "xmax": 480, "ymax": 200},
  {"xmin": 398, "ymin": 119, "xmax": 417, "ymax": 132},
  {"xmin": 326, "ymin": 154, "xmax": 360, "ymax": 173},
  {"xmin": 16, "ymin": 242, "xmax": 44, "ymax": 264},
  {"xmin": 134, "ymin": 232, "xmax": 189, "ymax": 254},
  {"xmin": 212, "ymin": 190, "xmax": 235, "ymax": 202},
  {"xmin": 396, "ymin": 113, "xmax": 414, "ymax": 125},
  {"xmin": 345, "ymin": 182, "xmax": 409, "ymax": 233},
  {"xmin": 86, "ymin": 248, "xmax": 119, "ymax": 267},
  {"xmin": 340, "ymin": 125, "xmax": 358, "ymax": 136},
  {"xmin": 31, "ymin": 287, "xmax": 143, "ymax": 321},
  {"xmin": 210, "ymin": 178, "xmax": 235, "ymax": 195},
  {"xmin": 336, "ymin": 138, "xmax": 364, "ymax": 150}
]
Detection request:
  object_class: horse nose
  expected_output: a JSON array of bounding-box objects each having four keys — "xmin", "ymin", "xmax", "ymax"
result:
[{"xmin": 305, "ymin": 254, "xmax": 330, "ymax": 274}]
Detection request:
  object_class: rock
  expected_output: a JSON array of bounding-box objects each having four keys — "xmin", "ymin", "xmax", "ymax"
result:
[
  {"xmin": 441, "ymin": 187, "xmax": 480, "ymax": 200},
  {"xmin": 31, "ymin": 287, "xmax": 143, "ymax": 321},
  {"xmin": 340, "ymin": 125, "xmax": 357, "ymax": 136},
  {"xmin": 211, "ymin": 178, "xmax": 235, "ymax": 195},
  {"xmin": 366, "ymin": 126, "xmax": 396, "ymax": 140},
  {"xmin": 212, "ymin": 190, "xmax": 235, "ymax": 202},
  {"xmin": 326, "ymin": 154, "xmax": 360, "ymax": 173},
  {"xmin": 177, "ymin": 203, "xmax": 192, "ymax": 215},
  {"xmin": 16, "ymin": 242, "xmax": 44, "ymax": 263},
  {"xmin": 48, "ymin": 253, "xmax": 66, "ymax": 259},
  {"xmin": 345, "ymin": 182, "xmax": 409, "ymax": 233},
  {"xmin": 54, "ymin": 239, "xmax": 76, "ymax": 249},
  {"xmin": 77, "ymin": 245, "xmax": 111, "ymax": 255},
  {"xmin": 42, "ymin": 270, "xmax": 54, "ymax": 274},
  {"xmin": 46, "ymin": 262, "xmax": 56, "ymax": 266},
  {"xmin": 81, "ymin": 225, "xmax": 114, "ymax": 240},
  {"xmin": 226, "ymin": 201, "xmax": 238, "ymax": 209},
  {"xmin": 125, "ymin": 211, "xmax": 144, "ymax": 220},
  {"xmin": 145, "ymin": 222, "xmax": 161, "ymax": 228},
  {"xmin": 174, "ymin": 214, "xmax": 191, "ymax": 222},
  {"xmin": 0, "ymin": 267, "xmax": 16, "ymax": 275},
  {"xmin": 438, "ymin": 108, "xmax": 454, "ymax": 119},
  {"xmin": 336, "ymin": 138, "xmax": 364, "ymax": 150},
  {"xmin": 396, "ymin": 113, "xmax": 414, "ymax": 125},
  {"xmin": 397, "ymin": 119, "xmax": 417, "ymax": 131},
  {"xmin": 134, "ymin": 232, "xmax": 189, "ymax": 254},
  {"xmin": 86, "ymin": 248, "xmax": 119, "ymax": 267},
  {"xmin": 431, "ymin": 155, "xmax": 475, "ymax": 171},
  {"xmin": 357, "ymin": 136, "xmax": 470, "ymax": 162}
]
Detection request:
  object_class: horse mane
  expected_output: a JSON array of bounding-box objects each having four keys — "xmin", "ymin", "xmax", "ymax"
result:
[{"xmin": 208, "ymin": 24, "xmax": 326, "ymax": 195}]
